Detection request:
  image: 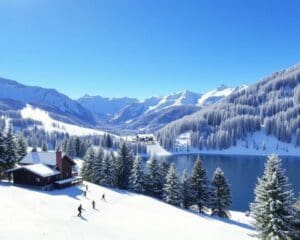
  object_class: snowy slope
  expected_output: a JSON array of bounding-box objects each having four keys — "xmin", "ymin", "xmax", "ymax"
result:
[
  {"xmin": 0, "ymin": 78, "xmax": 94, "ymax": 125},
  {"xmin": 197, "ymin": 85, "xmax": 247, "ymax": 106},
  {"xmin": 20, "ymin": 104, "xmax": 107, "ymax": 136},
  {"xmin": 0, "ymin": 181, "xmax": 257, "ymax": 240},
  {"xmin": 174, "ymin": 129, "xmax": 300, "ymax": 157}
]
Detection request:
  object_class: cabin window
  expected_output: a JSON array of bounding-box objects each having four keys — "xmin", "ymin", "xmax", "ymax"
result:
[{"xmin": 35, "ymin": 177, "xmax": 40, "ymax": 183}]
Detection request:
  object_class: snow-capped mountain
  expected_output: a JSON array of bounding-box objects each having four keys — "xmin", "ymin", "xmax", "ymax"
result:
[
  {"xmin": 0, "ymin": 76, "xmax": 245, "ymax": 135},
  {"xmin": 0, "ymin": 78, "xmax": 95, "ymax": 126},
  {"xmin": 110, "ymin": 86, "xmax": 245, "ymax": 132},
  {"xmin": 78, "ymin": 95, "xmax": 138, "ymax": 118}
]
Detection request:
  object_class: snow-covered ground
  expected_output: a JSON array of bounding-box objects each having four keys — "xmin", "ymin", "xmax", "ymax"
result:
[
  {"xmin": 20, "ymin": 104, "xmax": 108, "ymax": 136},
  {"xmin": 146, "ymin": 143, "xmax": 171, "ymax": 156},
  {"xmin": 0, "ymin": 181, "xmax": 256, "ymax": 240},
  {"xmin": 173, "ymin": 130, "xmax": 300, "ymax": 157}
]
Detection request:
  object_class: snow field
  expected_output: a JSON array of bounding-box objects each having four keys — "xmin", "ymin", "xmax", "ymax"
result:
[{"xmin": 0, "ymin": 181, "xmax": 257, "ymax": 240}]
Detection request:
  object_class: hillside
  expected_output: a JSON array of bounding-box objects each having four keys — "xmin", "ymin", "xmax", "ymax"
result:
[
  {"xmin": 0, "ymin": 181, "xmax": 256, "ymax": 240},
  {"xmin": 157, "ymin": 64, "xmax": 300, "ymax": 153}
]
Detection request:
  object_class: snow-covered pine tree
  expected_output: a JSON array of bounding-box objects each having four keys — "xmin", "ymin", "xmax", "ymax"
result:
[
  {"xmin": 100, "ymin": 153, "xmax": 116, "ymax": 187},
  {"xmin": 191, "ymin": 157, "xmax": 210, "ymax": 213},
  {"xmin": 92, "ymin": 147, "xmax": 104, "ymax": 184},
  {"xmin": 0, "ymin": 129, "xmax": 5, "ymax": 177},
  {"xmin": 81, "ymin": 147, "xmax": 96, "ymax": 182},
  {"xmin": 182, "ymin": 169, "xmax": 195, "ymax": 209},
  {"xmin": 129, "ymin": 155, "xmax": 144, "ymax": 193},
  {"xmin": 16, "ymin": 134, "xmax": 27, "ymax": 162},
  {"xmin": 159, "ymin": 160, "xmax": 170, "ymax": 186},
  {"xmin": 0, "ymin": 129, "xmax": 6, "ymax": 162},
  {"xmin": 41, "ymin": 141, "xmax": 48, "ymax": 152},
  {"xmin": 115, "ymin": 143, "xmax": 133, "ymax": 189},
  {"xmin": 3, "ymin": 125, "xmax": 18, "ymax": 169},
  {"xmin": 145, "ymin": 158, "xmax": 163, "ymax": 198},
  {"xmin": 65, "ymin": 138, "xmax": 76, "ymax": 157},
  {"xmin": 163, "ymin": 163, "xmax": 182, "ymax": 206},
  {"xmin": 250, "ymin": 155, "xmax": 298, "ymax": 240},
  {"xmin": 210, "ymin": 167, "xmax": 232, "ymax": 218}
]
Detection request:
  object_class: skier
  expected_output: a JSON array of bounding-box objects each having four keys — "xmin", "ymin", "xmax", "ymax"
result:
[
  {"xmin": 101, "ymin": 194, "xmax": 105, "ymax": 201},
  {"xmin": 86, "ymin": 184, "xmax": 88, "ymax": 191},
  {"xmin": 92, "ymin": 200, "xmax": 96, "ymax": 209},
  {"xmin": 77, "ymin": 204, "xmax": 83, "ymax": 217}
]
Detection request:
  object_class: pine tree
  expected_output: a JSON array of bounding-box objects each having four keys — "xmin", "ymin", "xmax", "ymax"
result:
[
  {"xmin": 250, "ymin": 155, "xmax": 298, "ymax": 240},
  {"xmin": 115, "ymin": 143, "xmax": 133, "ymax": 189},
  {"xmin": 3, "ymin": 125, "xmax": 17, "ymax": 169},
  {"xmin": 163, "ymin": 163, "xmax": 182, "ymax": 206},
  {"xmin": 159, "ymin": 160, "xmax": 170, "ymax": 186},
  {"xmin": 0, "ymin": 129, "xmax": 5, "ymax": 177},
  {"xmin": 41, "ymin": 141, "xmax": 48, "ymax": 152},
  {"xmin": 191, "ymin": 157, "xmax": 210, "ymax": 213},
  {"xmin": 75, "ymin": 137, "xmax": 81, "ymax": 157},
  {"xmin": 129, "ymin": 155, "xmax": 144, "ymax": 193},
  {"xmin": 145, "ymin": 158, "xmax": 163, "ymax": 198},
  {"xmin": 182, "ymin": 169, "xmax": 195, "ymax": 209},
  {"xmin": 16, "ymin": 134, "xmax": 27, "ymax": 161},
  {"xmin": 65, "ymin": 138, "xmax": 76, "ymax": 157},
  {"xmin": 210, "ymin": 167, "xmax": 232, "ymax": 218},
  {"xmin": 92, "ymin": 147, "xmax": 104, "ymax": 184},
  {"xmin": 100, "ymin": 153, "xmax": 116, "ymax": 187},
  {"xmin": 0, "ymin": 129, "xmax": 6, "ymax": 162},
  {"xmin": 81, "ymin": 147, "xmax": 96, "ymax": 182}
]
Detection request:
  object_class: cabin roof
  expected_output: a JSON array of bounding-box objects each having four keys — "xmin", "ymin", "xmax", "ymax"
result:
[
  {"xmin": 6, "ymin": 163, "xmax": 60, "ymax": 178},
  {"xmin": 20, "ymin": 152, "xmax": 75, "ymax": 166}
]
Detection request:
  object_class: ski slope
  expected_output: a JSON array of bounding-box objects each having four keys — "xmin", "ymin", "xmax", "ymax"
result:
[
  {"xmin": 20, "ymin": 104, "xmax": 107, "ymax": 136},
  {"xmin": 0, "ymin": 181, "xmax": 256, "ymax": 240}
]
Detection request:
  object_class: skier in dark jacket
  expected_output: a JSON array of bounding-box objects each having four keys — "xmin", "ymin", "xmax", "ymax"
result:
[
  {"xmin": 92, "ymin": 200, "xmax": 96, "ymax": 209},
  {"xmin": 101, "ymin": 194, "xmax": 106, "ymax": 201},
  {"xmin": 77, "ymin": 204, "xmax": 83, "ymax": 217}
]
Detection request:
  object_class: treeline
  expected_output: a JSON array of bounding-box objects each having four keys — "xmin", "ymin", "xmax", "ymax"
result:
[
  {"xmin": 157, "ymin": 66, "xmax": 300, "ymax": 151},
  {"xmin": 81, "ymin": 143, "xmax": 232, "ymax": 218}
]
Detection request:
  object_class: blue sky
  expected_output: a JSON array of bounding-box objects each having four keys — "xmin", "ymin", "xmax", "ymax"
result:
[{"xmin": 0, "ymin": 0, "xmax": 300, "ymax": 99}]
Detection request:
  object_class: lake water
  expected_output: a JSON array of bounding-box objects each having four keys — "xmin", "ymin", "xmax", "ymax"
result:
[{"xmin": 155, "ymin": 154, "xmax": 300, "ymax": 211}]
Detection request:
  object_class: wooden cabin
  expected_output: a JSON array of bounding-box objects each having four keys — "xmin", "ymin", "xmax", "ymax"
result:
[{"xmin": 6, "ymin": 151, "xmax": 81, "ymax": 189}]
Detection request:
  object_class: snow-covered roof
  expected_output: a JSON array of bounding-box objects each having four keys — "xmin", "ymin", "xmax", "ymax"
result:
[
  {"xmin": 23, "ymin": 164, "xmax": 60, "ymax": 177},
  {"xmin": 19, "ymin": 152, "xmax": 75, "ymax": 166},
  {"xmin": 20, "ymin": 152, "xmax": 58, "ymax": 166},
  {"xmin": 7, "ymin": 163, "xmax": 60, "ymax": 177}
]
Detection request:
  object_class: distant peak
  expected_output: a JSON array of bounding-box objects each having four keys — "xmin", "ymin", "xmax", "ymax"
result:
[{"xmin": 216, "ymin": 84, "xmax": 229, "ymax": 91}]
